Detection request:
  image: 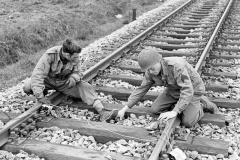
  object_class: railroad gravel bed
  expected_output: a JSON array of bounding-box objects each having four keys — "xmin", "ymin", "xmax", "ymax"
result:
[
  {"xmin": 209, "ymin": 58, "xmax": 240, "ymax": 65},
  {"xmin": 28, "ymin": 126, "xmax": 155, "ymax": 159},
  {"xmin": 0, "ymin": 0, "xmax": 187, "ymax": 114},
  {"xmin": 96, "ymin": 66, "xmax": 240, "ymax": 100},
  {"xmin": 91, "ymin": 78, "xmax": 165, "ymax": 92},
  {"xmin": 183, "ymin": 108, "xmax": 240, "ymax": 159},
  {"xmin": 183, "ymin": 150, "xmax": 225, "ymax": 160},
  {"xmin": 0, "ymin": 79, "xmax": 34, "ymax": 114},
  {"xmin": 0, "ymin": 78, "xmax": 55, "ymax": 114},
  {"xmin": 1, "ymin": 0, "xmax": 240, "ymax": 159},
  {"xmin": 0, "ymin": 150, "xmax": 45, "ymax": 160},
  {"xmin": 42, "ymin": 104, "xmax": 157, "ymax": 128},
  {"xmin": 79, "ymin": 0, "xmax": 188, "ymax": 71}
]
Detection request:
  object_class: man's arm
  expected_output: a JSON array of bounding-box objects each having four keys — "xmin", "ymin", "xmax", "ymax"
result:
[
  {"xmin": 118, "ymin": 72, "xmax": 155, "ymax": 119},
  {"xmin": 31, "ymin": 54, "xmax": 51, "ymax": 99},
  {"xmin": 69, "ymin": 60, "xmax": 83, "ymax": 82},
  {"xmin": 126, "ymin": 72, "xmax": 155, "ymax": 109},
  {"xmin": 172, "ymin": 66, "xmax": 194, "ymax": 114}
]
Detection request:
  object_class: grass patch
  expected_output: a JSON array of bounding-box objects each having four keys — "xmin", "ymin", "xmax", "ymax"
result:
[{"xmin": 0, "ymin": 0, "xmax": 162, "ymax": 90}]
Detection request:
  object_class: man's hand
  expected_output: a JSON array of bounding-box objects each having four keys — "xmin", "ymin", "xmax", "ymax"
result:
[
  {"xmin": 158, "ymin": 111, "xmax": 178, "ymax": 121},
  {"xmin": 38, "ymin": 97, "xmax": 51, "ymax": 105},
  {"xmin": 117, "ymin": 105, "xmax": 129, "ymax": 120},
  {"xmin": 67, "ymin": 77, "xmax": 76, "ymax": 89}
]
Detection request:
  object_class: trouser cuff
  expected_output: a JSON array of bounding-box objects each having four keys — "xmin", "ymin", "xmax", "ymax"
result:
[{"xmin": 93, "ymin": 99, "xmax": 104, "ymax": 113}]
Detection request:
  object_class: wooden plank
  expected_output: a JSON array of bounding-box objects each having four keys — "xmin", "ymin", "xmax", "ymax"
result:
[
  {"xmin": 204, "ymin": 72, "xmax": 237, "ymax": 79},
  {"xmin": 148, "ymin": 37, "xmax": 205, "ymax": 44},
  {"xmin": 129, "ymin": 55, "xmax": 233, "ymax": 67},
  {"xmin": 225, "ymin": 36, "xmax": 240, "ymax": 40},
  {"xmin": 102, "ymin": 48, "xmax": 198, "ymax": 57},
  {"xmin": 71, "ymin": 102, "xmax": 157, "ymax": 118},
  {"xmin": 183, "ymin": 12, "xmax": 209, "ymax": 16},
  {"xmin": 95, "ymin": 86, "xmax": 240, "ymax": 109},
  {"xmin": 166, "ymin": 24, "xmax": 210, "ymax": 29},
  {"xmin": 36, "ymin": 118, "xmax": 157, "ymax": 144},
  {"xmin": 179, "ymin": 18, "xmax": 201, "ymax": 23},
  {"xmin": 0, "ymin": 103, "xmax": 226, "ymax": 127},
  {"xmin": 210, "ymin": 62, "xmax": 232, "ymax": 67},
  {"xmin": 144, "ymin": 43, "xmax": 199, "ymax": 49},
  {"xmin": 210, "ymin": 98, "xmax": 240, "ymax": 109},
  {"xmin": 95, "ymin": 86, "xmax": 158, "ymax": 102},
  {"xmin": 97, "ymin": 75, "xmax": 229, "ymax": 92},
  {"xmin": 159, "ymin": 29, "xmax": 191, "ymax": 34},
  {"xmin": 154, "ymin": 32, "xmax": 203, "ymax": 38},
  {"xmin": 219, "ymin": 41, "xmax": 240, "ymax": 46},
  {"xmin": 175, "ymin": 136, "xmax": 229, "ymax": 157},
  {"xmin": 84, "ymin": 60, "xmax": 231, "ymax": 69},
  {"xmin": 117, "ymin": 63, "xmax": 236, "ymax": 80},
  {"xmin": 191, "ymin": 11, "xmax": 209, "ymax": 14},
  {"xmin": 215, "ymin": 47, "xmax": 240, "ymax": 52},
  {"xmin": 199, "ymin": 113, "xmax": 225, "ymax": 127},
  {"xmin": 224, "ymin": 31, "xmax": 240, "ymax": 34},
  {"xmin": 225, "ymin": 28, "xmax": 240, "ymax": 31},
  {"xmin": 210, "ymin": 54, "xmax": 240, "ymax": 59},
  {"xmin": 131, "ymin": 50, "xmax": 197, "ymax": 57},
  {"xmin": 125, "ymin": 63, "xmax": 237, "ymax": 79},
  {"xmin": 0, "ymin": 92, "xmax": 63, "ymax": 147},
  {"xmin": 172, "ymin": 20, "xmax": 214, "ymax": 24},
  {"xmin": 1, "ymin": 139, "xmax": 136, "ymax": 160},
  {"xmin": 204, "ymin": 83, "xmax": 229, "ymax": 92},
  {"xmin": 70, "ymin": 102, "xmax": 225, "ymax": 126}
]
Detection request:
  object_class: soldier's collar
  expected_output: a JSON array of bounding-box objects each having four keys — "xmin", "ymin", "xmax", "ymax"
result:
[
  {"xmin": 59, "ymin": 48, "xmax": 69, "ymax": 64},
  {"xmin": 159, "ymin": 59, "xmax": 167, "ymax": 77},
  {"xmin": 55, "ymin": 46, "xmax": 62, "ymax": 62}
]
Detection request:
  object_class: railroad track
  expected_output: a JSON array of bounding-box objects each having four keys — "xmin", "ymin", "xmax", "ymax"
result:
[{"xmin": 1, "ymin": 0, "xmax": 240, "ymax": 159}]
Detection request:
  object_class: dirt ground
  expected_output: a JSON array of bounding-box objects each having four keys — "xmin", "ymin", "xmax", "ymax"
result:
[{"xmin": 0, "ymin": 0, "xmax": 162, "ymax": 90}]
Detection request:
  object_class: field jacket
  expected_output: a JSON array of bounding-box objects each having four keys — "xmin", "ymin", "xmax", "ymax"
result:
[
  {"xmin": 31, "ymin": 46, "xmax": 82, "ymax": 98},
  {"xmin": 127, "ymin": 57, "xmax": 205, "ymax": 113}
]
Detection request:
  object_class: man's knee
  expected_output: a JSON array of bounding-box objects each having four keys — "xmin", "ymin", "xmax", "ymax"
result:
[
  {"xmin": 181, "ymin": 117, "xmax": 198, "ymax": 128},
  {"xmin": 78, "ymin": 81, "xmax": 93, "ymax": 89},
  {"xmin": 150, "ymin": 108, "xmax": 158, "ymax": 114},
  {"xmin": 150, "ymin": 107, "xmax": 163, "ymax": 115},
  {"xmin": 23, "ymin": 80, "xmax": 33, "ymax": 94}
]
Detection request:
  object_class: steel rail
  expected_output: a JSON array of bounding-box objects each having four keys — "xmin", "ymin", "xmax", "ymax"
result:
[
  {"xmin": 0, "ymin": 0, "xmax": 194, "ymax": 149},
  {"xmin": 0, "ymin": 0, "xmax": 193, "ymax": 149},
  {"xmin": 82, "ymin": 0, "xmax": 194, "ymax": 81},
  {"xmin": 0, "ymin": 0, "xmax": 232, "ymax": 157},
  {"xmin": 195, "ymin": 0, "xmax": 233, "ymax": 74},
  {"xmin": 148, "ymin": 0, "xmax": 233, "ymax": 159},
  {"xmin": 149, "ymin": 117, "xmax": 181, "ymax": 160},
  {"xmin": 0, "ymin": 92, "xmax": 61, "ymax": 147}
]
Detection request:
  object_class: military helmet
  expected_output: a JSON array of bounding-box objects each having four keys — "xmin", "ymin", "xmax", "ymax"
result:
[{"xmin": 138, "ymin": 48, "xmax": 162, "ymax": 72}]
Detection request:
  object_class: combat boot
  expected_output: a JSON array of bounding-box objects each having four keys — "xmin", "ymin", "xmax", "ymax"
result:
[
  {"xmin": 99, "ymin": 109, "xmax": 118, "ymax": 122},
  {"xmin": 200, "ymin": 96, "xmax": 219, "ymax": 114}
]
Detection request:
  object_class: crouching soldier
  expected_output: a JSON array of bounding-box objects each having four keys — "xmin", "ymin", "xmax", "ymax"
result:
[
  {"xmin": 117, "ymin": 48, "xmax": 219, "ymax": 127},
  {"xmin": 23, "ymin": 38, "xmax": 118, "ymax": 122}
]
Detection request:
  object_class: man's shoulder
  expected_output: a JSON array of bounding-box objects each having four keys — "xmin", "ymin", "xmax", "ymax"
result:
[
  {"xmin": 164, "ymin": 57, "xmax": 188, "ymax": 75},
  {"xmin": 164, "ymin": 57, "xmax": 186, "ymax": 67},
  {"xmin": 45, "ymin": 46, "xmax": 62, "ymax": 54}
]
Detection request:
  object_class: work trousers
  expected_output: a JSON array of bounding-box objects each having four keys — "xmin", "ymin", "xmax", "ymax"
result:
[
  {"xmin": 23, "ymin": 78, "xmax": 103, "ymax": 111},
  {"xmin": 151, "ymin": 89, "xmax": 204, "ymax": 127}
]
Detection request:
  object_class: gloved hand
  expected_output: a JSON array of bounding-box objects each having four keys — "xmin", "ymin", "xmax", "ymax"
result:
[
  {"xmin": 67, "ymin": 77, "xmax": 76, "ymax": 89},
  {"xmin": 38, "ymin": 97, "xmax": 51, "ymax": 105}
]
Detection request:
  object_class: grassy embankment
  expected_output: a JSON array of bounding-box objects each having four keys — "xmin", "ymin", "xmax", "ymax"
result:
[{"xmin": 0, "ymin": 0, "xmax": 160, "ymax": 90}]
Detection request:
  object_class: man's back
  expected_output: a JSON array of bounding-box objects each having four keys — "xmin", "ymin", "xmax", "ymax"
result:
[{"xmin": 163, "ymin": 57, "xmax": 205, "ymax": 95}]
